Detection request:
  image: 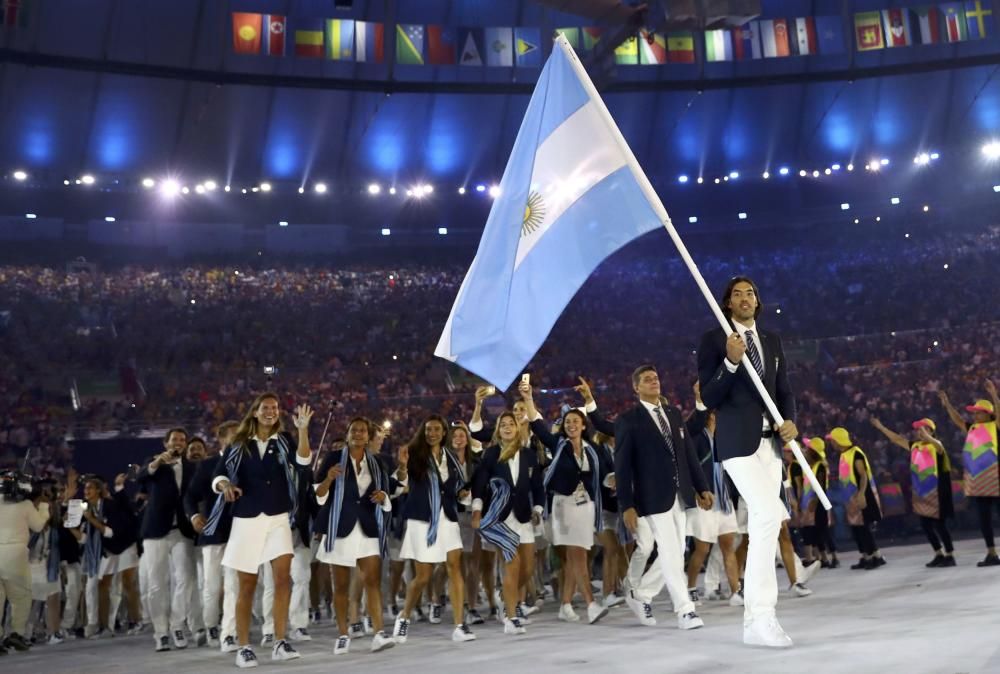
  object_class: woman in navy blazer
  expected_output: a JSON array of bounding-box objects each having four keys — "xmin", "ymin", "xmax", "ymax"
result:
[{"xmin": 471, "ymin": 411, "xmax": 545, "ymax": 635}]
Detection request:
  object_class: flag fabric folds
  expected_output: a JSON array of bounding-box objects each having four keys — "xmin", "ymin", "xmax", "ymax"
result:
[
  {"xmin": 356, "ymin": 21, "xmax": 384, "ymax": 62},
  {"xmin": 264, "ymin": 15, "xmax": 286, "ymax": 56},
  {"xmin": 294, "ymin": 20, "xmax": 324, "ymax": 58},
  {"xmin": 942, "ymin": 3, "xmax": 968, "ymax": 41},
  {"xmin": 232, "ymin": 13, "xmax": 262, "ymax": 55},
  {"xmin": 614, "ymin": 36, "xmax": 639, "ymax": 64},
  {"xmin": 815, "ymin": 15, "xmax": 846, "ymax": 53},
  {"xmin": 915, "ymin": 7, "xmax": 944, "ymax": 44},
  {"xmin": 434, "ymin": 39, "xmax": 664, "ymax": 389},
  {"xmin": 397, "ymin": 24, "xmax": 425, "ymax": 65},
  {"xmin": 705, "ymin": 29, "xmax": 733, "ymax": 61},
  {"xmin": 964, "ymin": 0, "xmax": 992, "ymax": 39},
  {"xmin": 882, "ymin": 9, "xmax": 913, "ymax": 47},
  {"xmin": 793, "ymin": 17, "xmax": 818, "ymax": 55},
  {"xmin": 326, "ymin": 19, "xmax": 355, "ymax": 60},
  {"xmin": 639, "ymin": 30, "xmax": 667, "ymax": 64}
]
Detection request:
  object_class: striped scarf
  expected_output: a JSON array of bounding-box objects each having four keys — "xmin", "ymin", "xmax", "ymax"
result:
[
  {"xmin": 478, "ymin": 477, "xmax": 520, "ymax": 562},
  {"xmin": 543, "ymin": 438, "xmax": 602, "ymax": 532},
  {"xmin": 28, "ymin": 527, "xmax": 62, "ymax": 582},
  {"xmin": 427, "ymin": 457, "xmax": 442, "ymax": 546},
  {"xmin": 83, "ymin": 500, "xmax": 103, "ymax": 577},
  {"xmin": 324, "ymin": 450, "xmax": 389, "ymax": 558}
]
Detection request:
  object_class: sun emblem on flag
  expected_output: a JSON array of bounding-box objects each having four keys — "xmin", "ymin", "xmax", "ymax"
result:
[{"xmin": 521, "ymin": 191, "xmax": 546, "ymax": 237}]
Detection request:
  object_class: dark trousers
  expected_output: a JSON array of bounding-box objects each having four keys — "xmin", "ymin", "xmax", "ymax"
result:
[
  {"xmin": 851, "ymin": 524, "xmax": 876, "ymax": 556},
  {"xmin": 919, "ymin": 516, "xmax": 953, "ymax": 553},
  {"xmin": 975, "ymin": 496, "xmax": 1000, "ymax": 548}
]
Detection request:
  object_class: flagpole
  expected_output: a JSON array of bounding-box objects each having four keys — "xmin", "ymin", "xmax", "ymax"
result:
[{"xmin": 553, "ymin": 34, "xmax": 832, "ymax": 511}]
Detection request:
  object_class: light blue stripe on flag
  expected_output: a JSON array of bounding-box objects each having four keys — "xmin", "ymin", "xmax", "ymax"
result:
[{"xmin": 435, "ymin": 41, "xmax": 664, "ymax": 389}]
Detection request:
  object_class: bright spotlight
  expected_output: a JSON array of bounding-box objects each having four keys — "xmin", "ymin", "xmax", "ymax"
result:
[
  {"xmin": 13, "ymin": 170, "xmax": 27, "ymax": 181},
  {"xmin": 847, "ymin": 163, "xmax": 855, "ymax": 171},
  {"xmin": 714, "ymin": 178, "xmax": 721, "ymax": 184},
  {"xmin": 424, "ymin": 184, "xmax": 434, "ymax": 194},
  {"xmin": 315, "ymin": 183, "xmax": 327, "ymax": 194},
  {"xmin": 405, "ymin": 189, "xmax": 414, "ymax": 197},
  {"xmin": 854, "ymin": 218, "xmax": 860, "ymax": 224},
  {"xmin": 381, "ymin": 228, "xmax": 391, "ymax": 236},
  {"xmin": 25, "ymin": 213, "xmax": 36, "ymax": 219},
  {"xmin": 475, "ymin": 184, "xmax": 486, "ymax": 193},
  {"xmin": 723, "ymin": 176, "xmax": 729, "ymax": 182},
  {"xmin": 195, "ymin": 184, "xmax": 206, "ymax": 194},
  {"xmin": 729, "ymin": 171, "xmax": 739, "ymax": 179},
  {"xmin": 368, "ymin": 183, "xmax": 381, "ymax": 195},
  {"xmin": 824, "ymin": 168, "xmax": 832, "ymax": 175},
  {"xmin": 678, "ymin": 174, "xmax": 689, "ymax": 184},
  {"xmin": 868, "ymin": 162, "xmax": 880, "ymax": 172},
  {"xmin": 251, "ymin": 186, "xmax": 259, "ymax": 193},
  {"xmin": 80, "ymin": 174, "xmax": 95, "ymax": 185},
  {"xmin": 696, "ymin": 177, "xmax": 704, "ymax": 184},
  {"xmin": 930, "ymin": 152, "xmax": 940, "ymax": 160},
  {"xmin": 983, "ymin": 142, "xmax": 1000, "ymax": 160},
  {"xmin": 778, "ymin": 167, "xmax": 790, "ymax": 176},
  {"xmin": 458, "ymin": 187, "xmax": 466, "ymax": 194},
  {"xmin": 923, "ymin": 205, "xmax": 930, "ymax": 212},
  {"xmin": 914, "ymin": 153, "xmax": 930, "ymax": 165},
  {"xmin": 841, "ymin": 203, "xmax": 850, "ymax": 210},
  {"xmin": 762, "ymin": 171, "xmax": 770, "ymax": 179},
  {"xmin": 688, "ymin": 216, "xmax": 698, "ymax": 223},
  {"xmin": 181, "ymin": 186, "xmax": 190, "ymax": 194},
  {"xmin": 831, "ymin": 164, "xmax": 841, "ymax": 171},
  {"xmin": 278, "ymin": 221, "xmax": 288, "ymax": 227},
  {"xmin": 104, "ymin": 216, "xmax": 116, "ymax": 222},
  {"xmin": 224, "ymin": 185, "xmax": 231, "ymax": 192},
  {"xmin": 875, "ymin": 216, "xmax": 881, "ymax": 222},
  {"xmin": 259, "ymin": 182, "xmax": 271, "ymax": 192},
  {"xmin": 993, "ymin": 185, "xmax": 1000, "ymax": 192},
  {"xmin": 204, "ymin": 180, "xmax": 217, "ymax": 191},
  {"xmin": 488, "ymin": 185, "xmax": 501, "ymax": 198},
  {"xmin": 438, "ymin": 227, "xmax": 448, "ymax": 235},
  {"xmin": 141, "ymin": 177, "xmax": 155, "ymax": 189},
  {"xmin": 812, "ymin": 170, "xmax": 820, "ymax": 177},
  {"xmin": 297, "ymin": 187, "xmax": 304, "ymax": 194},
  {"xmin": 63, "ymin": 180, "xmax": 70, "ymax": 185},
  {"xmin": 389, "ymin": 187, "xmax": 397, "ymax": 195},
  {"xmin": 880, "ymin": 158, "xmax": 889, "ymax": 166},
  {"xmin": 798, "ymin": 170, "xmax": 807, "ymax": 177},
  {"xmin": 160, "ymin": 179, "xmax": 180, "ymax": 197},
  {"xmin": 890, "ymin": 197, "xmax": 900, "ymax": 205},
  {"xmin": 738, "ymin": 212, "xmax": 747, "ymax": 220}
]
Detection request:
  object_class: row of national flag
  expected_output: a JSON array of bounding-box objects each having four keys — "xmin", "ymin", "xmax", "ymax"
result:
[
  {"xmin": 700, "ymin": 17, "xmax": 846, "ymax": 61},
  {"xmin": 855, "ymin": 1, "xmax": 993, "ymax": 51}
]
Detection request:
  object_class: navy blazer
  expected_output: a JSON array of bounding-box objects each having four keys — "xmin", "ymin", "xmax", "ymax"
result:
[
  {"xmin": 184, "ymin": 457, "xmax": 232, "ymax": 547},
  {"xmin": 529, "ymin": 419, "xmax": 607, "ymax": 501},
  {"xmin": 401, "ymin": 451, "xmax": 460, "ymax": 524},
  {"xmin": 212, "ymin": 433, "xmax": 310, "ymax": 520},
  {"xmin": 99, "ymin": 494, "xmax": 137, "ymax": 556},
  {"xmin": 471, "ymin": 445, "xmax": 545, "ymax": 524},
  {"xmin": 313, "ymin": 450, "xmax": 392, "ymax": 540},
  {"xmin": 614, "ymin": 403, "xmax": 709, "ymax": 517},
  {"xmin": 585, "ymin": 408, "xmax": 618, "ymax": 512},
  {"xmin": 136, "ymin": 457, "xmax": 197, "ymax": 540},
  {"xmin": 697, "ymin": 325, "xmax": 796, "ymax": 462}
]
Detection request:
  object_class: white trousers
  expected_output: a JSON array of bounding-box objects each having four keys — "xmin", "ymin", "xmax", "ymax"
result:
[
  {"xmin": 0, "ymin": 545, "xmax": 32, "ymax": 636},
  {"xmin": 60, "ymin": 562, "xmax": 83, "ymax": 630},
  {"xmin": 723, "ymin": 437, "xmax": 785, "ymax": 623},
  {"xmin": 143, "ymin": 529, "xmax": 198, "ymax": 637},
  {"xmin": 201, "ymin": 544, "xmax": 237, "ymax": 636},
  {"xmin": 624, "ymin": 498, "xmax": 694, "ymax": 616},
  {"xmin": 85, "ymin": 574, "xmax": 100, "ymax": 628},
  {"xmin": 290, "ymin": 542, "xmax": 313, "ymax": 631}
]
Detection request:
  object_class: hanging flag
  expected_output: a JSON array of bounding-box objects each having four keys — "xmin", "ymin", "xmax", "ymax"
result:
[
  {"xmin": 326, "ymin": 19, "xmax": 355, "ymax": 60},
  {"xmin": 794, "ymin": 17, "xmax": 818, "ymax": 55},
  {"xmin": 582, "ymin": 26, "xmax": 603, "ymax": 52},
  {"xmin": 882, "ymin": 9, "xmax": 913, "ymax": 47},
  {"xmin": 614, "ymin": 36, "xmax": 639, "ymax": 64},
  {"xmin": 459, "ymin": 28, "xmax": 485, "ymax": 66},
  {"xmin": 264, "ymin": 15, "xmax": 286, "ymax": 56},
  {"xmin": 555, "ymin": 27, "xmax": 580, "ymax": 51},
  {"xmin": 434, "ymin": 37, "xmax": 665, "ymax": 389},
  {"xmin": 639, "ymin": 30, "xmax": 667, "ymax": 64},
  {"xmin": 232, "ymin": 12, "xmax": 262, "ymax": 55},
  {"xmin": 965, "ymin": 1, "xmax": 993, "ymax": 39},
  {"xmin": 941, "ymin": 3, "xmax": 968, "ymax": 41},
  {"xmin": 295, "ymin": 20, "xmax": 325, "ymax": 58},
  {"xmin": 485, "ymin": 27, "xmax": 514, "ymax": 66},
  {"xmin": 514, "ymin": 27, "xmax": 542, "ymax": 66},
  {"xmin": 427, "ymin": 25, "xmax": 457, "ymax": 65},
  {"xmin": 854, "ymin": 11, "xmax": 885, "ymax": 51},
  {"xmin": 759, "ymin": 19, "xmax": 790, "ymax": 57},
  {"xmin": 666, "ymin": 31, "xmax": 695, "ymax": 63},
  {"xmin": 2, "ymin": 0, "xmax": 30, "ymax": 28},
  {"xmin": 815, "ymin": 15, "xmax": 846, "ymax": 54},
  {"xmin": 774, "ymin": 18, "xmax": 792, "ymax": 56},
  {"xmin": 914, "ymin": 6, "xmax": 943, "ymax": 44},
  {"xmin": 356, "ymin": 21, "xmax": 385, "ymax": 62},
  {"xmin": 704, "ymin": 29, "xmax": 733, "ymax": 61},
  {"xmin": 732, "ymin": 23, "xmax": 760, "ymax": 59},
  {"xmin": 397, "ymin": 24, "xmax": 425, "ymax": 65}
]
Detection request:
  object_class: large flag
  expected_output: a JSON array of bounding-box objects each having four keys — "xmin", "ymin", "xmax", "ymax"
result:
[
  {"xmin": 264, "ymin": 15, "xmax": 286, "ymax": 56},
  {"xmin": 639, "ymin": 30, "xmax": 667, "ymax": 64},
  {"xmin": 882, "ymin": 9, "xmax": 913, "ymax": 47},
  {"xmin": 914, "ymin": 6, "xmax": 944, "ymax": 44},
  {"xmin": 434, "ymin": 38, "xmax": 664, "ymax": 389},
  {"xmin": 942, "ymin": 3, "xmax": 968, "ymax": 41},
  {"xmin": 705, "ymin": 29, "xmax": 733, "ymax": 61},
  {"xmin": 793, "ymin": 17, "xmax": 818, "ymax": 55},
  {"xmin": 815, "ymin": 15, "xmax": 846, "ymax": 53},
  {"xmin": 614, "ymin": 36, "xmax": 639, "ymax": 64},
  {"xmin": 2, "ymin": 0, "xmax": 30, "ymax": 28},
  {"xmin": 855, "ymin": 11, "xmax": 885, "ymax": 50},
  {"xmin": 295, "ymin": 20, "xmax": 324, "ymax": 58},
  {"xmin": 326, "ymin": 19, "xmax": 355, "ymax": 60},
  {"xmin": 397, "ymin": 24, "xmax": 425, "ymax": 64},
  {"xmin": 667, "ymin": 31, "xmax": 695, "ymax": 63},
  {"xmin": 515, "ymin": 27, "xmax": 542, "ymax": 66},
  {"xmin": 485, "ymin": 27, "xmax": 514, "ymax": 66},
  {"xmin": 965, "ymin": 0, "xmax": 993, "ymax": 39},
  {"xmin": 427, "ymin": 25, "xmax": 457, "ymax": 65},
  {"xmin": 459, "ymin": 28, "xmax": 485, "ymax": 66},
  {"xmin": 232, "ymin": 13, "xmax": 262, "ymax": 55},
  {"xmin": 356, "ymin": 21, "xmax": 384, "ymax": 62}
]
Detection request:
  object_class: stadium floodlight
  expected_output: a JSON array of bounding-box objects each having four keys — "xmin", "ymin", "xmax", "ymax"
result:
[
  {"xmin": 204, "ymin": 180, "xmax": 217, "ymax": 191},
  {"xmin": 475, "ymin": 184, "xmax": 486, "ymax": 192},
  {"xmin": 824, "ymin": 168, "xmax": 832, "ymax": 175},
  {"xmin": 142, "ymin": 177, "xmax": 155, "ymax": 189},
  {"xmin": 224, "ymin": 185, "xmax": 231, "ymax": 192},
  {"xmin": 688, "ymin": 216, "xmax": 698, "ymax": 223},
  {"xmin": 195, "ymin": 184, "xmax": 206, "ymax": 194},
  {"xmin": 458, "ymin": 187, "xmax": 466, "ymax": 194},
  {"xmin": 831, "ymin": 164, "xmax": 841, "ymax": 170},
  {"xmin": 488, "ymin": 185, "xmax": 501, "ymax": 198},
  {"xmin": 259, "ymin": 182, "xmax": 271, "ymax": 192},
  {"xmin": 381, "ymin": 228, "xmax": 391, "ymax": 236},
  {"xmin": 914, "ymin": 153, "xmax": 930, "ymax": 165},
  {"xmin": 278, "ymin": 221, "xmax": 288, "ymax": 227},
  {"xmin": 25, "ymin": 213, "xmax": 36, "ymax": 219},
  {"xmin": 847, "ymin": 163, "xmax": 855, "ymax": 171},
  {"xmin": 160, "ymin": 179, "xmax": 180, "ymax": 198},
  {"xmin": 13, "ymin": 170, "xmax": 27, "ymax": 181},
  {"xmin": 890, "ymin": 197, "xmax": 900, "ymax": 205},
  {"xmin": 368, "ymin": 183, "xmax": 381, "ymax": 195},
  {"xmin": 315, "ymin": 183, "xmax": 327, "ymax": 194},
  {"xmin": 762, "ymin": 171, "xmax": 770, "ymax": 179},
  {"xmin": 880, "ymin": 158, "xmax": 890, "ymax": 166},
  {"xmin": 104, "ymin": 216, "xmax": 116, "ymax": 222},
  {"xmin": 841, "ymin": 203, "xmax": 850, "ymax": 210},
  {"xmin": 738, "ymin": 212, "xmax": 747, "ymax": 220},
  {"xmin": 696, "ymin": 177, "xmax": 704, "ymax": 184},
  {"xmin": 80, "ymin": 174, "xmax": 95, "ymax": 185},
  {"xmin": 678, "ymin": 174, "xmax": 689, "ymax": 184},
  {"xmin": 798, "ymin": 169, "xmax": 807, "ymax": 177},
  {"xmin": 983, "ymin": 142, "xmax": 1000, "ymax": 160},
  {"xmin": 729, "ymin": 171, "xmax": 739, "ymax": 179},
  {"xmin": 923, "ymin": 205, "xmax": 930, "ymax": 212},
  {"xmin": 779, "ymin": 167, "xmax": 790, "ymax": 176},
  {"xmin": 181, "ymin": 186, "xmax": 190, "ymax": 194},
  {"xmin": 297, "ymin": 187, "xmax": 305, "ymax": 194},
  {"xmin": 930, "ymin": 152, "xmax": 939, "ymax": 160},
  {"xmin": 388, "ymin": 187, "xmax": 397, "ymax": 195},
  {"xmin": 715, "ymin": 177, "xmax": 722, "ymax": 184},
  {"xmin": 438, "ymin": 227, "xmax": 448, "ymax": 235},
  {"xmin": 812, "ymin": 170, "xmax": 820, "ymax": 177}
]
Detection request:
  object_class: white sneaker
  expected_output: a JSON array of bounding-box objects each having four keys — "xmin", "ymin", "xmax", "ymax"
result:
[
  {"xmin": 371, "ymin": 631, "xmax": 395, "ymax": 652},
  {"xmin": 428, "ymin": 603, "xmax": 443, "ymax": 624},
  {"xmin": 452, "ymin": 623, "xmax": 477, "ymax": 642},
  {"xmin": 625, "ymin": 595, "xmax": 657, "ymax": 626},
  {"xmin": 207, "ymin": 626, "xmax": 221, "ymax": 647},
  {"xmin": 514, "ymin": 603, "xmax": 532, "ymax": 625},
  {"xmin": 503, "ymin": 618, "xmax": 526, "ymax": 635},
  {"xmin": 194, "ymin": 629, "xmax": 208, "ymax": 647},
  {"xmin": 48, "ymin": 631, "xmax": 66, "ymax": 645},
  {"xmin": 334, "ymin": 635, "xmax": 350, "ymax": 655},
  {"xmin": 259, "ymin": 633, "xmax": 274, "ymax": 647},
  {"xmin": 221, "ymin": 635, "xmax": 239, "ymax": 653},
  {"xmin": 587, "ymin": 601, "xmax": 609, "ymax": 625},
  {"xmin": 89, "ymin": 628, "xmax": 113, "ymax": 640},
  {"xmin": 154, "ymin": 634, "xmax": 171, "ymax": 652},
  {"xmin": 729, "ymin": 590, "xmax": 745, "ymax": 607},
  {"xmin": 688, "ymin": 588, "xmax": 704, "ymax": 607},
  {"xmin": 744, "ymin": 615, "xmax": 793, "ymax": 648},
  {"xmin": 172, "ymin": 629, "xmax": 188, "ymax": 649},
  {"xmin": 790, "ymin": 582, "xmax": 813, "ymax": 597},
  {"xmin": 348, "ymin": 622, "xmax": 365, "ymax": 638},
  {"xmin": 271, "ymin": 639, "xmax": 300, "ymax": 661},
  {"xmin": 520, "ymin": 601, "xmax": 539, "ymax": 616},
  {"xmin": 678, "ymin": 611, "xmax": 704, "ymax": 630},
  {"xmin": 558, "ymin": 603, "xmax": 580, "ymax": 622},
  {"xmin": 798, "ymin": 558, "xmax": 821, "ymax": 584},
  {"xmin": 603, "ymin": 592, "xmax": 624, "ymax": 608},
  {"xmin": 235, "ymin": 646, "xmax": 259, "ymax": 668},
  {"xmin": 364, "ymin": 616, "xmax": 375, "ymax": 635},
  {"xmin": 392, "ymin": 616, "xmax": 410, "ymax": 644},
  {"xmin": 289, "ymin": 627, "xmax": 312, "ymax": 642}
]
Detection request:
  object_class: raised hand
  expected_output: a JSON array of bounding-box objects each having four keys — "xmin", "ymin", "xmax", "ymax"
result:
[
  {"xmin": 574, "ymin": 376, "xmax": 594, "ymax": 404},
  {"xmin": 293, "ymin": 404, "xmax": 314, "ymax": 430},
  {"xmin": 397, "ymin": 445, "xmax": 409, "ymax": 466},
  {"xmin": 937, "ymin": 390, "xmax": 950, "ymax": 406},
  {"xmin": 986, "ymin": 379, "xmax": 998, "ymax": 398},
  {"xmin": 518, "ymin": 380, "xmax": 532, "ymax": 400},
  {"xmin": 474, "ymin": 386, "xmax": 492, "ymax": 404}
]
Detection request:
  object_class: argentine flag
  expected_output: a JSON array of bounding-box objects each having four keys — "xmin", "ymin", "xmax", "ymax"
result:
[{"xmin": 435, "ymin": 36, "xmax": 666, "ymax": 389}]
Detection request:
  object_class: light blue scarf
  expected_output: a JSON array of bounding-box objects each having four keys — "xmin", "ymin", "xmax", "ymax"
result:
[
  {"xmin": 478, "ymin": 477, "xmax": 519, "ymax": 562},
  {"xmin": 324, "ymin": 449, "xmax": 389, "ymax": 558},
  {"xmin": 543, "ymin": 438, "xmax": 603, "ymax": 532}
]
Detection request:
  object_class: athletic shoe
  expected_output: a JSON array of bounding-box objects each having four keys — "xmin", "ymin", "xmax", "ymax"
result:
[
  {"xmin": 333, "ymin": 635, "xmax": 350, "ymax": 655},
  {"xmin": 821, "ymin": 560, "xmax": 832, "ymax": 569},
  {"xmin": 926, "ymin": 555, "xmax": 944, "ymax": 568},
  {"xmin": 48, "ymin": 631, "xmax": 66, "ymax": 645},
  {"xmin": 364, "ymin": 616, "xmax": 375, "ymax": 635},
  {"xmin": 850, "ymin": 558, "xmax": 869, "ymax": 570},
  {"xmin": 348, "ymin": 622, "xmax": 365, "ymax": 638},
  {"xmin": 790, "ymin": 582, "xmax": 812, "ymax": 597},
  {"xmin": 587, "ymin": 601, "xmax": 609, "ymax": 625},
  {"xmin": 873, "ymin": 555, "xmax": 887, "ymax": 567},
  {"xmin": 466, "ymin": 608, "xmax": 485, "ymax": 625},
  {"xmin": 452, "ymin": 623, "xmax": 477, "ymax": 642},
  {"xmin": 938, "ymin": 555, "xmax": 957, "ymax": 567},
  {"xmin": 429, "ymin": 603, "xmax": 443, "ymax": 624},
  {"xmin": 520, "ymin": 601, "xmax": 539, "ymax": 616},
  {"xmin": 414, "ymin": 607, "xmax": 427, "ymax": 622},
  {"xmin": 729, "ymin": 589, "xmax": 745, "ymax": 607},
  {"xmin": 515, "ymin": 603, "xmax": 532, "ymax": 625},
  {"xmin": 829, "ymin": 558, "xmax": 841, "ymax": 569},
  {"xmin": 207, "ymin": 626, "xmax": 221, "ymax": 647},
  {"xmin": 392, "ymin": 616, "xmax": 410, "ymax": 644},
  {"xmin": 389, "ymin": 604, "xmax": 400, "ymax": 618},
  {"xmin": 688, "ymin": 588, "xmax": 703, "ymax": 607},
  {"xmin": 172, "ymin": 629, "xmax": 187, "ymax": 649},
  {"xmin": 558, "ymin": 603, "xmax": 580, "ymax": 622},
  {"xmin": 503, "ymin": 618, "xmax": 526, "ymax": 635},
  {"xmin": 705, "ymin": 587, "xmax": 724, "ymax": 601},
  {"xmin": 625, "ymin": 594, "xmax": 656, "ymax": 627},
  {"xmin": 271, "ymin": 639, "xmax": 300, "ymax": 661},
  {"xmin": 743, "ymin": 615, "xmax": 792, "ymax": 648},
  {"xmin": 260, "ymin": 633, "xmax": 274, "ymax": 647},
  {"xmin": 88, "ymin": 628, "xmax": 113, "ymax": 640},
  {"xmin": 235, "ymin": 646, "xmax": 258, "ymax": 668},
  {"xmin": 311, "ymin": 609, "xmax": 322, "ymax": 624},
  {"xmin": 603, "ymin": 592, "xmax": 624, "ymax": 608},
  {"xmin": 371, "ymin": 631, "xmax": 395, "ymax": 652},
  {"xmin": 799, "ymin": 558, "xmax": 821, "ymax": 583},
  {"xmin": 154, "ymin": 635, "xmax": 171, "ymax": 652},
  {"xmin": 221, "ymin": 635, "xmax": 239, "ymax": 653},
  {"xmin": 977, "ymin": 553, "xmax": 1000, "ymax": 567},
  {"xmin": 289, "ymin": 627, "xmax": 312, "ymax": 642},
  {"xmin": 678, "ymin": 612, "xmax": 704, "ymax": 630},
  {"xmin": 194, "ymin": 629, "xmax": 208, "ymax": 647}
]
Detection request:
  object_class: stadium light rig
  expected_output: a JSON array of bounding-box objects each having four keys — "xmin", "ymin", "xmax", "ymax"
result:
[
  {"xmin": 778, "ymin": 167, "xmax": 790, "ymax": 176},
  {"xmin": 677, "ymin": 174, "xmax": 689, "ymax": 184},
  {"xmin": 80, "ymin": 174, "xmax": 95, "ymax": 185},
  {"xmin": 13, "ymin": 170, "xmax": 27, "ymax": 181},
  {"xmin": 368, "ymin": 183, "xmax": 381, "ymax": 195},
  {"xmin": 141, "ymin": 177, "xmax": 155, "ymax": 189},
  {"xmin": 458, "ymin": 187, "xmax": 466, "ymax": 195},
  {"xmin": 488, "ymin": 185, "xmax": 501, "ymax": 198},
  {"xmin": 160, "ymin": 179, "xmax": 180, "ymax": 198},
  {"xmin": 381, "ymin": 228, "xmax": 391, "ymax": 236},
  {"xmin": 259, "ymin": 182, "xmax": 272, "ymax": 192},
  {"xmin": 315, "ymin": 183, "xmax": 327, "ymax": 194},
  {"xmin": 982, "ymin": 142, "xmax": 1000, "ymax": 160}
]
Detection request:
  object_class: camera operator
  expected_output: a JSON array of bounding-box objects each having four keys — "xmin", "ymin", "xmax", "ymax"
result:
[{"xmin": 0, "ymin": 470, "xmax": 52, "ymax": 653}]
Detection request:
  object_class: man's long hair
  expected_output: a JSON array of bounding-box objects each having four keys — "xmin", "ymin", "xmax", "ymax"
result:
[{"xmin": 720, "ymin": 276, "xmax": 763, "ymax": 321}]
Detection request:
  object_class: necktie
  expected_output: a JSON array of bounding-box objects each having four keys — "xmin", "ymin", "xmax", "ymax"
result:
[
  {"xmin": 653, "ymin": 406, "xmax": 680, "ymax": 489},
  {"xmin": 744, "ymin": 330, "xmax": 765, "ymax": 378}
]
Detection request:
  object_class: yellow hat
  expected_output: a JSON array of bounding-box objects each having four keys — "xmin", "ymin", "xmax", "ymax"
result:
[
  {"xmin": 966, "ymin": 399, "xmax": 996, "ymax": 415},
  {"xmin": 808, "ymin": 436, "xmax": 826, "ymax": 452},
  {"xmin": 826, "ymin": 427, "xmax": 851, "ymax": 447},
  {"xmin": 911, "ymin": 418, "xmax": 936, "ymax": 432}
]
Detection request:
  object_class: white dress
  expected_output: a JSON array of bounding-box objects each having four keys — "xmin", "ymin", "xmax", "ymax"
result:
[
  {"xmin": 400, "ymin": 452, "xmax": 463, "ymax": 564},
  {"xmin": 315, "ymin": 455, "xmax": 390, "ymax": 567},
  {"xmin": 551, "ymin": 451, "xmax": 596, "ymax": 550}
]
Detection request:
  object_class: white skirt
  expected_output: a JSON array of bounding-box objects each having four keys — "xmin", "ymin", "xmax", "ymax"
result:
[
  {"xmin": 99, "ymin": 543, "xmax": 139, "ymax": 577},
  {"xmin": 222, "ymin": 513, "xmax": 294, "ymax": 573},
  {"xmin": 30, "ymin": 561, "xmax": 60, "ymax": 600},
  {"xmin": 551, "ymin": 494, "xmax": 596, "ymax": 549},
  {"xmin": 316, "ymin": 523, "xmax": 381, "ymax": 567},
  {"xmin": 400, "ymin": 510, "xmax": 463, "ymax": 564},
  {"xmin": 686, "ymin": 506, "xmax": 739, "ymax": 542}
]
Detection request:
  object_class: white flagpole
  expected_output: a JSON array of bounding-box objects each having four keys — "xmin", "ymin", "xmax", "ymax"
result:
[{"xmin": 553, "ymin": 34, "xmax": 832, "ymax": 511}]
